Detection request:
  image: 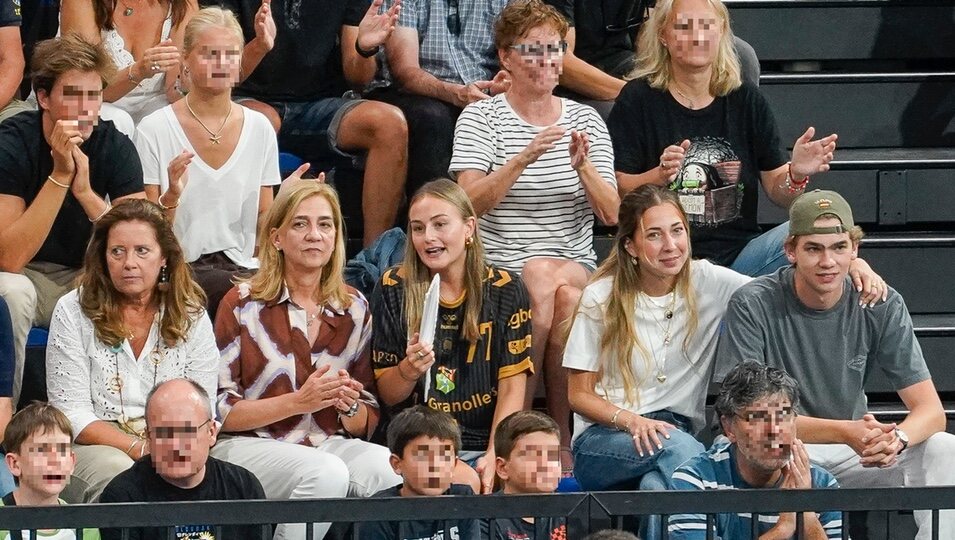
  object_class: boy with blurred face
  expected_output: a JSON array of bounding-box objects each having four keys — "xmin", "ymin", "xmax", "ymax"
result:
[
  {"xmin": 483, "ymin": 410, "xmax": 566, "ymax": 540},
  {"xmin": 1, "ymin": 402, "xmax": 100, "ymax": 539},
  {"xmin": 716, "ymin": 190, "xmax": 955, "ymax": 540},
  {"xmin": 361, "ymin": 405, "xmax": 480, "ymax": 540},
  {"xmin": 99, "ymin": 379, "xmax": 267, "ymax": 540},
  {"xmin": 0, "ymin": 33, "xmax": 144, "ymax": 404},
  {"xmin": 669, "ymin": 361, "xmax": 841, "ymax": 540}
]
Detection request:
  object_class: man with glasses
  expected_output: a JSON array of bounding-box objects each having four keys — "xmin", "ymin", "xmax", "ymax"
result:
[
  {"xmin": 542, "ymin": 0, "xmax": 759, "ymax": 119},
  {"xmin": 715, "ymin": 190, "xmax": 955, "ymax": 539},
  {"xmin": 669, "ymin": 361, "xmax": 841, "ymax": 539},
  {"xmin": 100, "ymin": 379, "xmax": 268, "ymax": 540},
  {"xmin": 368, "ymin": 0, "xmax": 513, "ymax": 193}
]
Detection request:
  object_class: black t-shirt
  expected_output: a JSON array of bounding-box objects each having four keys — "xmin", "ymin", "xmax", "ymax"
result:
[
  {"xmin": 544, "ymin": 0, "xmax": 653, "ymax": 77},
  {"xmin": 99, "ymin": 456, "xmax": 268, "ymax": 540},
  {"xmin": 480, "ymin": 492, "xmax": 567, "ymax": 540},
  {"xmin": 0, "ymin": 0, "xmax": 20, "ymax": 26},
  {"xmin": 205, "ymin": 0, "xmax": 367, "ymax": 102},
  {"xmin": 371, "ymin": 266, "xmax": 533, "ymax": 451},
  {"xmin": 18, "ymin": 0, "xmax": 59, "ymax": 99},
  {"xmin": 607, "ymin": 79, "xmax": 787, "ymax": 265},
  {"xmin": 0, "ymin": 111, "xmax": 143, "ymax": 268},
  {"xmin": 360, "ymin": 484, "xmax": 481, "ymax": 540}
]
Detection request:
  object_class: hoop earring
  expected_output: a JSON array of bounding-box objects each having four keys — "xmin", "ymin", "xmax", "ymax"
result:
[{"xmin": 157, "ymin": 265, "xmax": 170, "ymax": 292}]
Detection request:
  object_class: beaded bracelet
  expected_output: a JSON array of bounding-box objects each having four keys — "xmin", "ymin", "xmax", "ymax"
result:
[{"xmin": 785, "ymin": 162, "xmax": 810, "ymax": 194}]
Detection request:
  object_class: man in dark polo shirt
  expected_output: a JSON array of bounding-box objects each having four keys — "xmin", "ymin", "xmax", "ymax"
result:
[
  {"xmin": 544, "ymin": 0, "xmax": 760, "ymax": 119},
  {"xmin": 0, "ymin": 34, "xmax": 144, "ymax": 403}
]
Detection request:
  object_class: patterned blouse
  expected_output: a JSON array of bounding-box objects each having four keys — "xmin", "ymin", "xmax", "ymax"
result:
[
  {"xmin": 46, "ymin": 289, "xmax": 219, "ymax": 438},
  {"xmin": 215, "ymin": 283, "xmax": 377, "ymax": 446}
]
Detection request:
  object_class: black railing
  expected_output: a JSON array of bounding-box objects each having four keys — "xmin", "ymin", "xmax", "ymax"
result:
[{"xmin": 2, "ymin": 487, "xmax": 955, "ymax": 539}]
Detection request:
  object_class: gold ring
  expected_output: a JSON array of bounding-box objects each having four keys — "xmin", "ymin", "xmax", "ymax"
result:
[{"xmin": 416, "ymin": 351, "xmax": 426, "ymax": 359}]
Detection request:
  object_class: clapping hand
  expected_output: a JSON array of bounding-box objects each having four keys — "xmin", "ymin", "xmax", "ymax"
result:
[
  {"xmin": 253, "ymin": 0, "xmax": 276, "ymax": 51},
  {"xmin": 358, "ymin": 0, "xmax": 400, "ymax": 51},
  {"xmin": 569, "ymin": 130, "xmax": 590, "ymax": 170},
  {"xmin": 790, "ymin": 126, "xmax": 837, "ymax": 178}
]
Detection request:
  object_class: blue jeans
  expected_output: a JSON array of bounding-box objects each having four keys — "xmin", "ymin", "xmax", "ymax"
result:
[
  {"xmin": 573, "ymin": 411, "xmax": 704, "ymax": 540},
  {"xmin": 729, "ymin": 221, "xmax": 790, "ymax": 277}
]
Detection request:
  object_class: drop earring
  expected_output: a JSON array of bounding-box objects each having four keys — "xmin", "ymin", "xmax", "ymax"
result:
[{"xmin": 157, "ymin": 265, "xmax": 170, "ymax": 292}]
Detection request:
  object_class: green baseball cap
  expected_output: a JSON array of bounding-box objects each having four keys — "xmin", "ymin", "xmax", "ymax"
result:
[{"xmin": 788, "ymin": 190, "xmax": 855, "ymax": 236}]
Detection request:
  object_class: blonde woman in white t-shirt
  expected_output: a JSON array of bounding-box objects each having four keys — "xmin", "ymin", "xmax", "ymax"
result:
[{"xmin": 137, "ymin": 7, "xmax": 288, "ymax": 321}]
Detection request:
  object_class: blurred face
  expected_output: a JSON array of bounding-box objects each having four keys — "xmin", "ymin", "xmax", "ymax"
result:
[
  {"xmin": 725, "ymin": 394, "xmax": 796, "ymax": 473},
  {"xmin": 502, "ymin": 24, "xmax": 565, "ymax": 95},
  {"xmin": 496, "ymin": 431, "xmax": 561, "ymax": 494},
  {"xmin": 5, "ymin": 428, "xmax": 75, "ymax": 499},
  {"xmin": 147, "ymin": 398, "xmax": 215, "ymax": 488},
  {"xmin": 273, "ymin": 195, "xmax": 338, "ymax": 273},
  {"xmin": 662, "ymin": 0, "xmax": 723, "ymax": 70},
  {"xmin": 38, "ymin": 69, "xmax": 103, "ymax": 139},
  {"xmin": 390, "ymin": 436, "xmax": 456, "ymax": 496},
  {"xmin": 409, "ymin": 195, "xmax": 475, "ymax": 276},
  {"xmin": 185, "ymin": 26, "xmax": 242, "ymax": 92},
  {"xmin": 784, "ymin": 217, "xmax": 857, "ymax": 302},
  {"xmin": 106, "ymin": 220, "xmax": 167, "ymax": 301},
  {"xmin": 625, "ymin": 203, "xmax": 689, "ymax": 281}
]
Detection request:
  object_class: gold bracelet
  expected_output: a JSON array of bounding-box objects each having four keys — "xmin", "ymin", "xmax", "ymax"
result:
[
  {"xmin": 610, "ymin": 408, "xmax": 624, "ymax": 430},
  {"xmin": 47, "ymin": 174, "xmax": 70, "ymax": 189},
  {"xmin": 89, "ymin": 202, "xmax": 112, "ymax": 223},
  {"xmin": 125, "ymin": 437, "xmax": 140, "ymax": 456},
  {"xmin": 159, "ymin": 195, "xmax": 180, "ymax": 210},
  {"xmin": 127, "ymin": 66, "xmax": 142, "ymax": 84}
]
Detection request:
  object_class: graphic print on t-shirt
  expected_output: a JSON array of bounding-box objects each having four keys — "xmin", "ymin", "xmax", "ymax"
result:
[
  {"xmin": 174, "ymin": 525, "xmax": 215, "ymax": 539},
  {"xmin": 669, "ymin": 136, "xmax": 743, "ymax": 226}
]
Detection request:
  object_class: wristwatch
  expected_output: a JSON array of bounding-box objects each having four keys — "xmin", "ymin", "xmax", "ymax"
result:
[
  {"xmin": 895, "ymin": 428, "xmax": 910, "ymax": 454},
  {"xmin": 341, "ymin": 400, "xmax": 361, "ymax": 418}
]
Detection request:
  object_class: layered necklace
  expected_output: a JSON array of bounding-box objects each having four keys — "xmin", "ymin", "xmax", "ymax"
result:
[
  {"xmin": 185, "ymin": 96, "xmax": 233, "ymax": 145},
  {"xmin": 641, "ymin": 291, "xmax": 677, "ymax": 384},
  {"xmin": 108, "ymin": 311, "xmax": 165, "ymax": 437}
]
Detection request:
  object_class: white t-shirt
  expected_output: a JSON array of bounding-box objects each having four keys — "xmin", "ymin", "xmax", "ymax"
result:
[
  {"xmin": 134, "ymin": 106, "xmax": 281, "ymax": 267},
  {"xmin": 562, "ymin": 260, "xmax": 750, "ymax": 440},
  {"xmin": 450, "ymin": 94, "xmax": 616, "ymax": 272}
]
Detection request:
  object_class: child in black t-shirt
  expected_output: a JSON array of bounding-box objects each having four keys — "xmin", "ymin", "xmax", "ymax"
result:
[
  {"xmin": 360, "ymin": 406, "xmax": 480, "ymax": 540},
  {"xmin": 483, "ymin": 411, "xmax": 566, "ymax": 540}
]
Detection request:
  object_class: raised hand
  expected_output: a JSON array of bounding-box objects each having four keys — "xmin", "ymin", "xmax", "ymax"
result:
[
  {"xmin": 403, "ymin": 332, "xmax": 435, "ymax": 379},
  {"xmin": 165, "ymin": 150, "xmax": 194, "ymax": 202},
  {"xmin": 358, "ymin": 0, "xmax": 400, "ymax": 51},
  {"xmin": 569, "ymin": 130, "xmax": 590, "ymax": 170},
  {"xmin": 790, "ymin": 126, "xmax": 838, "ymax": 178},
  {"xmin": 518, "ymin": 125, "xmax": 565, "ymax": 167},
  {"xmin": 658, "ymin": 139, "xmax": 691, "ymax": 185},
  {"xmin": 50, "ymin": 119, "xmax": 83, "ymax": 179},
  {"xmin": 253, "ymin": 0, "xmax": 276, "ymax": 51},
  {"xmin": 135, "ymin": 40, "xmax": 180, "ymax": 80}
]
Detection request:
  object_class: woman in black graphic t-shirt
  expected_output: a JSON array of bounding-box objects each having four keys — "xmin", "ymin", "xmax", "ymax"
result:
[
  {"xmin": 371, "ymin": 180, "xmax": 533, "ymax": 496},
  {"xmin": 607, "ymin": 0, "xmax": 837, "ymax": 274}
]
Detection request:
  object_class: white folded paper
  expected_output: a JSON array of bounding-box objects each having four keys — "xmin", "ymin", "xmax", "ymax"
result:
[{"xmin": 420, "ymin": 274, "xmax": 440, "ymax": 400}]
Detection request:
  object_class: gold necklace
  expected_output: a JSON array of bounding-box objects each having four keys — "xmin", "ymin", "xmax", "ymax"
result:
[
  {"xmin": 185, "ymin": 96, "xmax": 233, "ymax": 145},
  {"xmin": 641, "ymin": 291, "xmax": 677, "ymax": 383},
  {"xmin": 672, "ymin": 84, "xmax": 708, "ymax": 110}
]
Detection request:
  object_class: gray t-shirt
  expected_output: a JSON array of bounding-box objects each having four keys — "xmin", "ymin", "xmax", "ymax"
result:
[{"xmin": 714, "ymin": 266, "xmax": 930, "ymax": 421}]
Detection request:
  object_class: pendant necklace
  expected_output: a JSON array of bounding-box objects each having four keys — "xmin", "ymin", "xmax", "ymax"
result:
[
  {"xmin": 185, "ymin": 96, "xmax": 233, "ymax": 144},
  {"xmin": 111, "ymin": 311, "xmax": 164, "ymax": 436},
  {"xmin": 642, "ymin": 291, "xmax": 677, "ymax": 384}
]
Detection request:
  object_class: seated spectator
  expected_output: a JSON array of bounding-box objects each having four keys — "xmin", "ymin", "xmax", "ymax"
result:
[
  {"xmin": 1, "ymin": 402, "xmax": 100, "ymax": 539},
  {"xmin": 136, "ymin": 6, "xmax": 281, "ymax": 321},
  {"xmin": 0, "ymin": 297, "xmax": 14, "ymax": 495},
  {"xmin": 483, "ymin": 410, "xmax": 565, "ymax": 539},
  {"xmin": 715, "ymin": 189, "xmax": 955, "ymax": 539},
  {"xmin": 60, "ymin": 0, "xmax": 194, "ymax": 124},
  {"xmin": 100, "ymin": 379, "xmax": 268, "ymax": 540},
  {"xmin": 371, "ymin": 179, "xmax": 532, "ymax": 493},
  {"xmin": 210, "ymin": 0, "xmax": 407, "ymax": 247},
  {"xmin": 369, "ymin": 0, "xmax": 510, "ymax": 193},
  {"xmin": 542, "ymin": 0, "xmax": 759, "ymax": 119},
  {"xmin": 607, "ymin": 0, "xmax": 836, "ymax": 276},
  {"xmin": 0, "ymin": 34, "xmax": 145, "ymax": 404},
  {"xmin": 46, "ymin": 199, "xmax": 218, "ymax": 503},
  {"xmin": 212, "ymin": 181, "xmax": 400, "ymax": 540},
  {"xmin": 583, "ymin": 531, "xmax": 638, "ymax": 540},
  {"xmin": 451, "ymin": 0, "xmax": 620, "ymax": 470},
  {"xmin": 0, "ymin": 0, "xmax": 29, "ymax": 124},
  {"xmin": 361, "ymin": 405, "xmax": 480, "ymax": 540},
  {"xmin": 669, "ymin": 361, "xmax": 841, "ymax": 539}
]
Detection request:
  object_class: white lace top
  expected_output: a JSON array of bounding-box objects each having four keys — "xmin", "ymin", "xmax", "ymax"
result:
[
  {"xmin": 45, "ymin": 289, "xmax": 219, "ymax": 438},
  {"xmin": 100, "ymin": 10, "xmax": 174, "ymax": 124}
]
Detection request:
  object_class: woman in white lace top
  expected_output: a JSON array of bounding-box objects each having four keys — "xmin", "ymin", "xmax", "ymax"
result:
[{"xmin": 46, "ymin": 199, "xmax": 218, "ymax": 503}]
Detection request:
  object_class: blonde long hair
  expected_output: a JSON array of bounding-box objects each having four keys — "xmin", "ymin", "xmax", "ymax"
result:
[
  {"xmin": 402, "ymin": 179, "xmax": 486, "ymax": 343},
  {"xmin": 78, "ymin": 200, "xmax": 206, "ymax": 348},
  {"xmin": 629, "ymin": 0, "xmax": 742, "ymax": 97},
  {"xmin": 242, "ymin": 182, "xmax": 352, "ymax": 310},
  {"xmin": 582, "ymin": 185, "xmax": 699, "ymax": 407}
]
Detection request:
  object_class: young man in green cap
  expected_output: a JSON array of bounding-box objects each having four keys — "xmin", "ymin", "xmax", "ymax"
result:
[{"xmin": 714, "ymin": 189, "xmax": 955, "ymax": 540}]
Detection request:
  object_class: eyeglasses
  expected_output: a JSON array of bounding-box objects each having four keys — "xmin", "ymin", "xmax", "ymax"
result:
[
  {"xmin": 509, "ymin": 41, "xmax": 568, "ymax": 58},
  {"xmin": 149, "ymin": 418, "xmax": 213, "ymax": 440},
  {"xmin": 446, "ymin": 0, "xmax": 460, "ymax": 36},
  {"xmin": 736, "ymin": 408, "xmax": 795, "ymax": 425}
]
